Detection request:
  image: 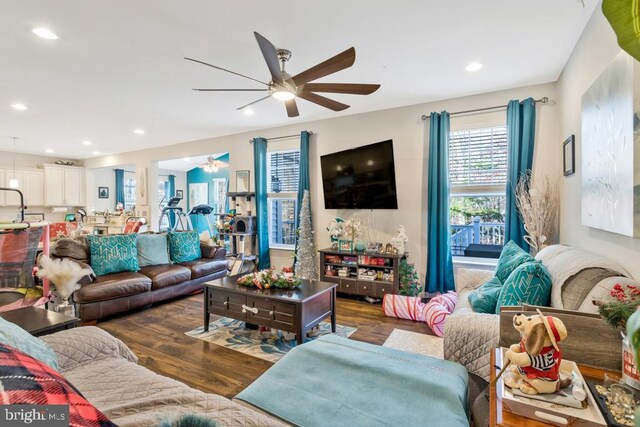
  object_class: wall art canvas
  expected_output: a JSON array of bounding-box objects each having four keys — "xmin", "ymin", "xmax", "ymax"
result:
[{"xmin": 581, "ymin": 51, "xmax": 640, "ymax": 237}]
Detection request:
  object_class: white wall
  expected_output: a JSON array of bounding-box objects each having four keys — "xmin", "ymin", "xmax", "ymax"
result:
[
  {"xmin": 84, "ymin": 82, "xmax": 559, "ymax": 278},
  {"xmin": 557, "ymin": 4, "xmax": 640, "ymax": 277},
  {"xmin": 86, "ymin": 167, "xmax": 116, "ymax": 212}
]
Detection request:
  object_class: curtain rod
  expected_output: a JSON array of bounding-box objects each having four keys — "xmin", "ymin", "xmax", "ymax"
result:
[
  {"xmin": 419, "ymin": 97, "xmax": 549, "ymax": 121},
  {"xmin": 248, "ymin": 131, "xmax": 313, "ymax": 143}
]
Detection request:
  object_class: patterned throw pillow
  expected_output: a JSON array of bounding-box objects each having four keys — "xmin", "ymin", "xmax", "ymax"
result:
[
  {"xmin": 0, "ymin": 317, "xmax": 59, "ymax": 370},
  {"xmin": 468, "ymin": 277, "xmax": 503, "ymax": 314},
  {"xmin": 494, "ymin": 240, "xmax": 535, "ymax": 284},
  {"xmin": 88, "ymin": 234, "xmax": 139, "ymax": 276},
  {"xmin": 0, "ymin": 343, "xmax": 116, "ymax": 426},
  {"xmin": 168, "ymin": 231, "xmax": 202, "ymax": 263},
  {"xmin": 496, "ymin": 261, "xmax": 552, "ymax": 313}
]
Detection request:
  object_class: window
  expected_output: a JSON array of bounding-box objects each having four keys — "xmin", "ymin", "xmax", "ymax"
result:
[
  {"xmin": 123, "ymin": 172, "xmax": 136, "ymax": 211},
  {"xmin": 267, "ymin": 150, "xmax": 300, "ymax": 249},
  {"xmin": 449, "ymin": 127, "xmax": 507, "ymax": 258},
  {"xmin": 158, "ymin": 178, "xmax": 169, "ymax": 231}
]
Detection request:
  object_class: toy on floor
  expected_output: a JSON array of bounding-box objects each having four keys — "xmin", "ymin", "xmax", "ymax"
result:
[
  {"xmin": 382, "ymin": 292, "xmax": 457, "ymax": 337},
  {"xmin": 503, "ymin": 309, "xmax": 571, "ymax": 395}
]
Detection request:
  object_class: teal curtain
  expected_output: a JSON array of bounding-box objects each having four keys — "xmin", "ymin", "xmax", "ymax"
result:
[
  {"xmin": 505, "ymin": 98, "xmax": 536, "ymax": 252},
  {"xmin": 253, "ymin": 137, "xmax": 271, "ymax": 269},
  {"xmin": 426, "ymin": 111, "xmax": 455, "ymax": 293},
  {"xmin": 296, "ymin": 130, "xmax": 311, "ymax": 230},
  {"xmin": 114, "ymin": 169, "xmax": 125, "ymax": 206},
  {"xmin": 168, "ymin": 175, "xmax": 176, "ymax": 229}
]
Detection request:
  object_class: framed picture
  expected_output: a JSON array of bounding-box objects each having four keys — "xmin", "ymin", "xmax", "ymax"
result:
[
  {"xmin": 98, "ymin": 186, "xmax": 109, "ymax": 199},
  {"xmin": 563, "ymin": 135, "xmax": 575, "ymax": 176},
  {"xmin": 189, "ymin": 183, "xmax": 208, "ymax": 206},
  {"xmin": 236, "ymin": 170, "xmax": 250, "ymax": 192},
  {"xmin": 24, "ymin": 213, "xmax": 44, "ymax": 222},
  {"xmin": 338, "ymin": 239, "xmax": 353, "ymax": 252},
  {"xmin": 138, "ymin": 168, "xmax": 148, "ymax": 205},
  {"xmin": 176, "ymin": 189, "xmax": 184, "ymax": 199}
]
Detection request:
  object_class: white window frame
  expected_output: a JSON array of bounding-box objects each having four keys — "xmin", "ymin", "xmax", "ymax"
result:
[
  {"xmin": 267, "ymin": 148, "xmax": 300, "ymax": 251},
  {"xmin": 123, "ymin": 171, "xmax": 136, "ymax": 211}
]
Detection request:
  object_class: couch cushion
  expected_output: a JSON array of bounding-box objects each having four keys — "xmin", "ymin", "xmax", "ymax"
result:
[
  {"xmin": 496, "ymin": 261, "xmax": 552, "ymax": 313},
  {"xmin": 75, "ymin": 272, "xmax": 151, "ymax": 303},
  {"xmin": 168, "ymin": 230, "xmax": 202, "ymax": 263},
  {"xmin": 137, "ymin": 233, "xmax": 171, "ymax": 267},
  {"xmin": 88, "ymin": 234, "xmax": 140, "ymax": 276},
  {"xmin": 178, "ymin": 259, "xmax": 228, "ymax": 279},
  {"xmin": 494, "ymin": 240, "xmax": 535, "ymax": 284},
  {"xmin": 0, "ymin": 317, "xmax": 59, "ymax": 370},
  {"xmin": 468, "ymin": 276, "xmax": 503, "ymax": 314},
  {"xmin": 561, "ymin": 268, "xmax": 619, "ymax": 310},
  {"xmin": 139, "ymin": 265, "xmax": 192, "ymax": 290}
]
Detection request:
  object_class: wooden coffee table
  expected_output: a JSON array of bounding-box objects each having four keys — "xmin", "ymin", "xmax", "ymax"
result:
[
  {"xmin": 204, "ymin": 276, "xmax": 337, "ymax": 345},
  {"xmin": 0, "ymin": 306, "xmax": 80, "ymax": 337}
]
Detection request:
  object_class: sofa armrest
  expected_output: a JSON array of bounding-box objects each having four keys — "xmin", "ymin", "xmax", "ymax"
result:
[
  {"xmin": 454, "ymin": 268, "xmax": 494, "ymax": 293},
  {"xmin": 443, "ymin": 312, "xmax": 499, "ymax": 381},
  {"xmin": 40, "ymin": 326, "xmax": 137, "ymax": 373},
  {"xmin": 200, "ymin": 244, "xmax": 227, "ymax": 260}
]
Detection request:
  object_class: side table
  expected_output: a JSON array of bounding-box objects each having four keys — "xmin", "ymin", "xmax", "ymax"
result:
[
  {"xmin": 489, "ymin": 348, "xmax": 618, "ymax": 426},
  {"xmin": 0, "ymin": 306, "xmax": 80, "ymax": 337}
]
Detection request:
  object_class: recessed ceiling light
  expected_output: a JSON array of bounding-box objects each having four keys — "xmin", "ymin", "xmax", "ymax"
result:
[
  {"xmin": 465, "ymin": 62, "xmax": 483, "ymax": 72},
  {"xmin": 243, "ymin": 108, "xmax": 255, "ymax": 116},
  {"xmin": 134, "ymin": 129, "xmax": 145, "ymax": 135},
  {"xmin": 32, "ymin": 28, "xmax": 58, "ymax": 40},
  {"xmin": 183, "ymin": 157, "xmax": 190, "ymax": 162},
  {"xmin": 11, "ymin": 103, "xmax": 28, "ymax": 111},
  {"xmin": 92, "ymin": 151, "xmax": 101, "ymax": 155},
  {"xmin": 82, "ymin": 140, "xmax": 92, "ymax": 146},
  {"xmin": 45, "ymin": 149, "xmax": 54, "ymax": 153}
]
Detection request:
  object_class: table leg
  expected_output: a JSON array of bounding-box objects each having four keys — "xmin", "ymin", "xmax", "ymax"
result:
[
  {"xmin": 296, "ymin": 325, "xmax": 304, "ymax": 345},
  {"xmin": 204, "ymin": 287, "xmax": 210, "ymax": 332},
  {"xmin": 331, "ymin": 287, "xmax": 337, "ymax": 333}
]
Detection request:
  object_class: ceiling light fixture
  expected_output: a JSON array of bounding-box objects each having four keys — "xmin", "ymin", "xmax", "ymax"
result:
[
  {"xmin": 32, "ymin": 27, "xmax": 58, "ymax": 40},
  {"xmin": 465, "ymin": 62, "xmax": 483, "ymax": 72},
  {"xmin": 134, "ymin": 129, "xmax": 145, "ymax": 135},
  {"xmin": 271, "ymin": 90, "xmax": 295, "ymax": 101},
  {"xmin": 183, "ymin": 157, "xmax": 190, "ymax": 162},
  {"xmin": 45, "ymin": 149, "xmax": 54, "ymax": 153},
  {"xmin": 199, "ymin": 156, "xmax": 228, "ymax": 174},
  {"xmin": 83, "ymin": 140, "xmax": 92, "ymax": 146},
  {"xmin": 9, "ymin": 137, "xmax": 19, "ymax": 189},
  {"xmin": 243, "ymin": 108, "xmax": 255, "ymax": 116},
  {"xmin": 11, "ymin": 103, "xmax": 28, "ymax": 111},
  {"xmin": 92, "ymin": 151, "xmax": 101, "ymax": 155}
]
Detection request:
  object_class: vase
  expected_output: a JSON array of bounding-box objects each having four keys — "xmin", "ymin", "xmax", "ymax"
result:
[
  {"xmin": 354, "ymin": 241, "xmax": 366, "ymax": 252},
  {"xmin": 622, "ymin": 334, "xmax": 640, "ymax": 390},
  {"xmin": 55, "ymin": 297, "xmax": 76, "ymax": 318}
]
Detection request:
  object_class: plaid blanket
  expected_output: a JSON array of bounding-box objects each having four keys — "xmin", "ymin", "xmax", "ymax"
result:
[{"xmin": 0, "ymin": 342, "xmax": 116, "ymax": 427}]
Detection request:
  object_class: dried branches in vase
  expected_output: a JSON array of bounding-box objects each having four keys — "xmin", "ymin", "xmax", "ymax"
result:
[
  {"xmin": 37, "ymin": 256, "xmax": 92, "ymax": 316},
  {"xmin": 515, "ymin": 172, "xmax": 559, "ymax": 255}
]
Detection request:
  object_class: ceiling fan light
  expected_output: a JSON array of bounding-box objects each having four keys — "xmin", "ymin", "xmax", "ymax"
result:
[
  {"xmin": 212, "ymin": 166, "xmax": 219, "ymax": 173},
  {"xmin": 272, "ymin": 90, "xmax": 295, "ymax": 101}
]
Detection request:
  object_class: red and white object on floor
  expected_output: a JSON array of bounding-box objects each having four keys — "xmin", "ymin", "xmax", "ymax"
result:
[{"xmin": 382, "ymin": 292, "xmax": 457, "ymax": 337}]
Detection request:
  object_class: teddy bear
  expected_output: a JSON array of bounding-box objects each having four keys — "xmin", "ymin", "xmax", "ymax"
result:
[{"xmin": 503, "ymin": 309, "xmax": 571, "ymax": 395}]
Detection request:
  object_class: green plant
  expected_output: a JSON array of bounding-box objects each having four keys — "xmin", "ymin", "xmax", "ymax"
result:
[
  {"xmin": 399, "ymin": 259, "xmax": 421, "ymax": 297},
  {"xmin": 594, "ymin": 284, "xmax": 640, "ymax": 329}
]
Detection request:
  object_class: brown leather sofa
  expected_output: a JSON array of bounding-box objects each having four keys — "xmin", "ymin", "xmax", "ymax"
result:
[{"xmin": 49, "ymin": 237, "xmax": 227, "ymax": 322}]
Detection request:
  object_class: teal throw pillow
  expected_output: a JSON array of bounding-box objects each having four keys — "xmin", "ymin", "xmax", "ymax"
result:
[
  {"xmin": 137, "ymin": 234, "xmax": 170, "ymax": 267},
  {"xmin": 496, "ymin": 261, "xmax": 552, "ymax": 314},
  {"xmin": 168, "ymin": 231, "xmax": 202, "ymax": 263},
  {"xmin": 468, "ymin": 277, "xmax": 503, "ymax": 314},
  {"xmin": 88, "ymin": 234, "xmax": 140, "ymax": 276},
  {"xmin": 494, "ymin": 240, "xmax": 535, "ymax": 284},
  {"xmin": 0, "ymin": 317, "xmax": 59, "ymax": 370}
]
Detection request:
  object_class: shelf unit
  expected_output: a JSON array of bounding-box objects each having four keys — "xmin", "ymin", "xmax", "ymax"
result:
[
  {"xmin": 318, "ymin": 248, "xmax": 404, "ymax": 299},
  {"xmin": 223, "ymin": 192, "xmax": 257, "ymax": 275}
]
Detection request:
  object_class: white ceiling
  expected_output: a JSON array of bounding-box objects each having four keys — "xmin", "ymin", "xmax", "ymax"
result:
[
  {"xmin": 1, "ymin": 1, "xmax": 598, "ymax": 159},
  {"xmin": 158, "ymin": 153, "xmax": 225, "ymax": 172}
]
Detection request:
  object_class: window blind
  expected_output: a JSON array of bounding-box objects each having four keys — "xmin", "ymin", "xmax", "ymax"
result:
[
  {"xmin": 267, "ymin": 150, "xmax": 300, "ymax": 193},
  {"xmin": 449, "ymin": 127, "xmax": 507, "ymax": 186}
]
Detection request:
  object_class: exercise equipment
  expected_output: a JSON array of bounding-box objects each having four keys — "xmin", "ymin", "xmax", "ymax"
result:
[
  {"xmin": 158, "ymin": 196, "xmax": 190, "ymax": 231},
  {"xmin": 188, "ymin": 204, "xmax": 215, "ymax": 234}
]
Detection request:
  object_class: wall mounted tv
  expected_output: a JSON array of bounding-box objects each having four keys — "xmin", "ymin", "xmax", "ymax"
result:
[{"xmin": 320, "ymin": 140, "xmax": 398, "ymax": 209}]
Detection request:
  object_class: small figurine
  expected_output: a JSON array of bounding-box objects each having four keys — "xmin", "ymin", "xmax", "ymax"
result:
[
  {"xmin": 391, "ymin": 225, "xmax": 408, "ymax": 255},
  {"xmin": 384, "ymin": 243, "xmax": 394, "ymax": 254},
  {"xmin": 503, "ymin": 309, "xmax": 570, "ymax": 395}
]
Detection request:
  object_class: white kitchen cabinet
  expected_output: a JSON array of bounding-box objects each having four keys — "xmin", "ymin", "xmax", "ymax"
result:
[
  {"xmin": 5, "ymin": 170, "xmax": 26, "ymax": 206},
  {"xmin": 43, "ymin": 165, "xmax": 85, "ymax": 207},
  {"xmin": 24, "ymin": 171, "xmax": 44, "ymax": 207},
  {"xmin": 0, "ymin": 169, "xmax": 6, "ymax": 205}
]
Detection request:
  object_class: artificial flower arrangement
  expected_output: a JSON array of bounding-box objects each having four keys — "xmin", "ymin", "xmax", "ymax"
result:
[
  {"xmin": 237, "ymin": 267, "xmax": 302, "ymax": 289},
  {"xmin": 593, "ymin": 283, "xmax": 640, "ymax": 329}
]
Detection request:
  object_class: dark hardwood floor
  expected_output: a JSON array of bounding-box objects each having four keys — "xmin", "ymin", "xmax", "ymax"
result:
[{"xmin": 98, "ymin": 293, "xmax": 434, "ymax": 399}]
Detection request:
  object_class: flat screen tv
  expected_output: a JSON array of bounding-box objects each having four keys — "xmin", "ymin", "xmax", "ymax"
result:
[{"xmin": 320, "ymin": 140, "xmax": 398, "ymax": 209}]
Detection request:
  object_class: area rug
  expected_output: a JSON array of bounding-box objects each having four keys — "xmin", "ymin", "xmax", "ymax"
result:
[
  {"xmin": 186, "ymin": 317, "xmax": 357, "ymax": 363},
  {"xmin": 382, "ymin": 328, "xmax": 444, "ymax": 359}
]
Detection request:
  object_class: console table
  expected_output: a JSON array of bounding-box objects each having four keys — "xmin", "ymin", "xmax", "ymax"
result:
[{"xmin": 318, "ymin": 248, "xmax": 403, "ymax": 298}]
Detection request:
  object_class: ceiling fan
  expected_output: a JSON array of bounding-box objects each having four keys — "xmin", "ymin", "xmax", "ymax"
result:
[
  {"xmin": 185, "ymin": 32, "xmax": 381, "ymax": 117},
  {"xmin": 199, "ymin": 156, "xmax": 228, "ymax": 173}
]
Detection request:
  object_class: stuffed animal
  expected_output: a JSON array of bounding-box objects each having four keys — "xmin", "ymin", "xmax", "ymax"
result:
[{"xmin": 503, "ymin": 309, "xmax": 571, "ymax": 395}]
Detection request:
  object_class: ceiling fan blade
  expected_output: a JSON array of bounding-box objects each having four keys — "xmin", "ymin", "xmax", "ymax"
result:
[
  {"xmin": 301, "ymin": 83, "xmax": 380, "ymax": 95},
  {"xmin": 254, "ymin": 32, "xmax": 283, "ymax": 83},
  {"xmin": 292, "ymin": 47, "xmax": 356, "ymax": 86},
  {"xmin": 184, "ymin": 57, "xmax": 269, "ymax": 86},
  {"xmin": 236, "ymin": 95, "xmax": 272, "ymax": 111},
  {"xmin": 297, "ymin": 91, "xmax": 350, "ymax": 111},
  {"xmin": 285, "ymin": 99, "xmax": 299, "ymax": 117},
  {"xmin": 193, "ymin": 88, "xmax": 269, "ymax": 92}
]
